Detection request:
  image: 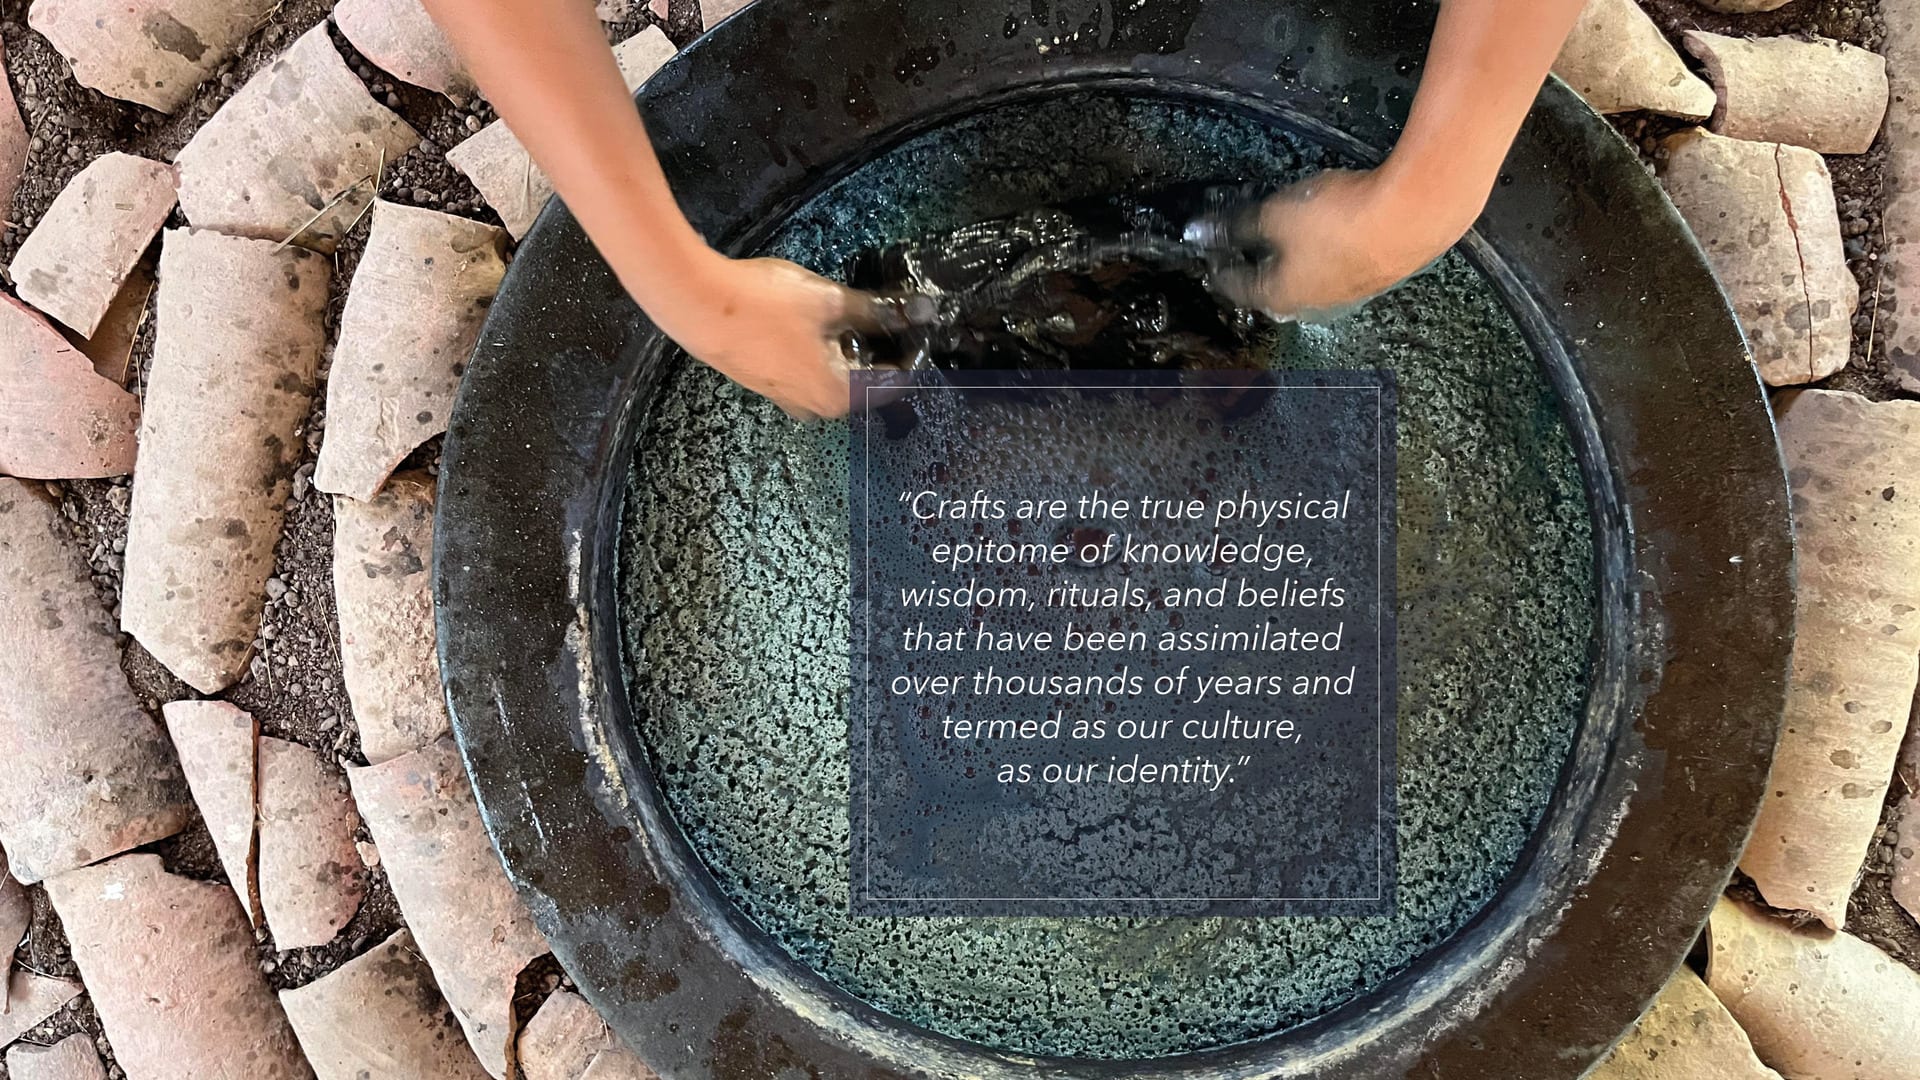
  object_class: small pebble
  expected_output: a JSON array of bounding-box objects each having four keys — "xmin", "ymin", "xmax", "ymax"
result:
[
  {"xmin": 464, "ymin": 114, "xmax": 483, "ymax": 133},
  {"xmin": 265, "ymin": 577, "xmax": 289, "ymax": 600}
]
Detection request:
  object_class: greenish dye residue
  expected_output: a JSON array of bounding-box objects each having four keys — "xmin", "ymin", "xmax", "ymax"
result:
[{"xmin": 616, "ymin": 96, "xmax": 1594, "ymax": 1060}]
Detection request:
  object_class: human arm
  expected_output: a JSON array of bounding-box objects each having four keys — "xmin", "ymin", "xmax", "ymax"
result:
[
  {"xmin": 417, "ymin": 0, "xmax": 869, "ymax": 418},
  {"xmin": 1225, "ymin": 0, "xmax": 1588, "ymax": 319}
]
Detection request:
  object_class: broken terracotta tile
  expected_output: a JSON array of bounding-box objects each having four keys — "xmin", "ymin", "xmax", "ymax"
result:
[
  {"xmin": 1553, "ymin": 0, "xmax": 1716, "ymax": 119},
  {"xmin": 700, "ymin": 0, "xmax": 753, "ymax": 27},
  {"xmin": 174, "ymin": 23, "xmax": 419, "ymax": 252},
  {"xmin": 1740, "ymin": 391, "xmax": 1920, "ymax": 928},
  {"xmin": 26, "ymin": 0, "xmax": 276, "ymax": 114},
  {"xmin": 120, "ymin": 228, "xmax": 329, "ymax": 694},
  {"xmin": 0, "ymin": 972, "xmax": 84, "ymax": 1045},
  {"xmin": 0, "ymin": 850, "xmax": 30, "ymax": 968},
  {"xmin": 1875, "ymin": 0, "xmax": 1920, "ymax": 392},
  {"xmin": 332, "ymin": 473, "xmax": 450, "ymax": 764},
  {"xmin": 333, "ymin": 0, "xmax": 476, "ymax": 103},
  {"xmin": 313, "ymin": 203, "xmax": 507, "ymax": 500},
  {"xmin": 1684, "ymin": 32, "xmax": 1888, "ymax": 155},
  {"xmin": 1705, "ymin": 896, "xmax": 1920, "ymax": 1079},
  {"xmin": 349, "ymin": 738, "xmax": 548, "ymax": 1079},
  {"xmin": 258, "ymin": 736, "xmax": 366, "ymax": 949},
  {"xmin": 0, "ymin": 41, "xmax": 25, "ymax": 218},
  {"xmin": 11, "ymin": 153, "xmax": 177, "ymax": 339},
  {"xmin": 44, "ymin": 854, "xmax": 313, "ymax": 1080},
  {"xmin": 1586, "ymin": 965, "xmax": 1782, "ymax": 1080},
  {"xmin": 70, "ymin": 260, "xmax": 154, "ymax": 386},
  {"xmin": 0, "ymin": 294, "xmax": 140, "ymax": 480},
  {"xmin": 161, "ymin": 699, "xmax": 260, "ymax": 924},
  {"xmin": 7, "ymin": 1033, "xmax": 109, "ymax": 1080},
  {"xmin": 447, "ymin": 28, "xmax": 677, "ymax": 238},
  {"xmin": 1660, "ymin": 128, "xmax": 1855, "ymax": 387},
  {"xmin": 281, "ymin": 929, "xmax": 492, "ymax": 1080},
  {"xmin": 0, "ymin": 479, "xmax": 192, "ymax": 884},
  {"xmin": 520, "ymin": 991, "xmax": 656, "ymax": 1080},
  {"xmin": 520, "ymin": 991, "xmax": 610, "ymax": 1080}
]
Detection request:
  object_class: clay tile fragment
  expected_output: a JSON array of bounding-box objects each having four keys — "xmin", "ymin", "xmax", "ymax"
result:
[
  {"xmin": 701, "ymin": 0, "xmax": 754, "ymax": 26},
  {"xmin": 0, "ymin": 41, "xmax": 24, "ymax": 216},
  {"xmin": 281, "ymin": 929, "xmax": 492, "ymax": 1080},
  {"xmin": 314, "ymin": 203, "xmax": 508, "ymax": 500},
  {"xmin": 348, "ymin": 738, "xmax": 549, "ymax": 1079},
  {"xmin": 1553, "ymin": 0, "xmax": 1716, "ymax": 119},
  {"xmin": 7, "ymin": 1033, "xmax": 109, "ymax": 1080},
  {"xmin": 332, "ymin": 473, "xmax": 450, "ymax": 764},
  {"xmin": 1683, "ymin": 32, "xmax": 1889, "ymax": 155},
  {"xmin": 43, "ymin": 853, "xmax": 314, "ymax": 1080},
  {"xmin": 1705, "ymin": 896, "xmax": 1920, "ymax": 1079},
  {"xmin": 0, "ymin": 851, "xmax": 29, "ymax": 965},
  {"xmin": 447, "ymin": 28, "xmax": 676, "ymax": 238},
  {"xmin": 26, "ymin": 0, "xmax": 277, "ymax": 114},
  {"xmin": 0, "ymin": 973, "xmax": 84, "ymax": 1045},
  {"xmin": 258, "ymin": 737, "xmax": 366, "ymax": 948},
  {"xmin": 173, "ymin": 23, "xmax": 419, "ymax": 253},
  {"xmin": 0, "ymin": 294, "xmax": 140, "ymax": 480},
  {"xmin": 521, "ymin": 991, "xmax": 657, "ymax": 1080},
  {"xmin": 121, "ymin": 228, "xmax": 329, "ymax": 693},
  {"xmin": 1586, "ymin": 965, "xmax": 1782, "ymax": 1080},
  {"xmin": 333, "ymin": 0, "xmax": 476, "ymax": 103},
  {"xmin": 161, "ymin": 699, "xmax": 260, "ymax": 924},
  {"xmin": 12, "ymin": 153, "xmax": 178, "ymax": 339},
  {"xmin": 0, "ymin": 479, "xmax": 192, "ymax": 884},
  {"xmin": 1740, "ymin": 391, "xmax": 1920, "ymax": 927},
  {"xmin": 1660, "ymin": 128, "xmax": 1855, "ymax": 387}
]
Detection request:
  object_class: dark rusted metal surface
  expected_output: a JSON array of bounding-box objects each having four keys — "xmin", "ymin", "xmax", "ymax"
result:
[{"xmin": 434, "ymin": 1, "xmax": 1793, "ymax": 1076}]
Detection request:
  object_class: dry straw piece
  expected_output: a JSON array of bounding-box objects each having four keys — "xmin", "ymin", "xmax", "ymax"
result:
[
  {"xmin": 173, "ymin": 23, "xmax": 419, "ymax": 252},
  {"xmin": 1684, "ymin": 32, "xmax": 1889, "ymax": 155},
  {"xmin": 1706, "ymin": 897, "xmax": 1920, "ymax": 1080}
]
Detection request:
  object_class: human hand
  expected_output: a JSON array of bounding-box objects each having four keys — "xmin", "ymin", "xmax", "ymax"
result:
[
  {"xmin": 1213, "ymin": 168, "xmax": 1480, "ymax": 322},
  {"xmin": 655, "ymin": 255, "xmax": 878, "ymax": 420}
]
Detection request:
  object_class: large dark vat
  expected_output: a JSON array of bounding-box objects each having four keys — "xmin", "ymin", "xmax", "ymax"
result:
[{"xmin": 433, "ymin": 1, "xmax": 1794, "ymax": 1077}]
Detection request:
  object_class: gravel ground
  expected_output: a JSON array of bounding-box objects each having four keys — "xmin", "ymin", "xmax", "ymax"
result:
[{"xmin": 1, "ymin": 0, "xmax": 1916, "ymax": 1074}]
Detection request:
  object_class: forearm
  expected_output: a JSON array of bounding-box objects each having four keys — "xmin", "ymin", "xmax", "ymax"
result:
[
  {"xmin": 419, "ymin": 0, "xmax": 721, "ymax": 315},
  {"xmin": 1379, "ymin": 0, "xmax": 1586, "ymax": 236}
]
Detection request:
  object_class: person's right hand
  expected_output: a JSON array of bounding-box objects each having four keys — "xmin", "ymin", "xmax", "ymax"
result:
[{"xmin": 644, "ymin": 253, "xmax": 877, "ymax": 421}]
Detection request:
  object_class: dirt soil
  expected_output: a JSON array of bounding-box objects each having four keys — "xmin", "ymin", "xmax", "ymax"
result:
[{"xmin": 2, "ymin": 0, "xmax": 1918, "ymax": 1074}]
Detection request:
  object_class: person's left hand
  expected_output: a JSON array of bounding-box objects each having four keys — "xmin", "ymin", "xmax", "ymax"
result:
[{"xmin": 1214, "ymin": 168, "xmax": 1480, "ymax": 322}]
